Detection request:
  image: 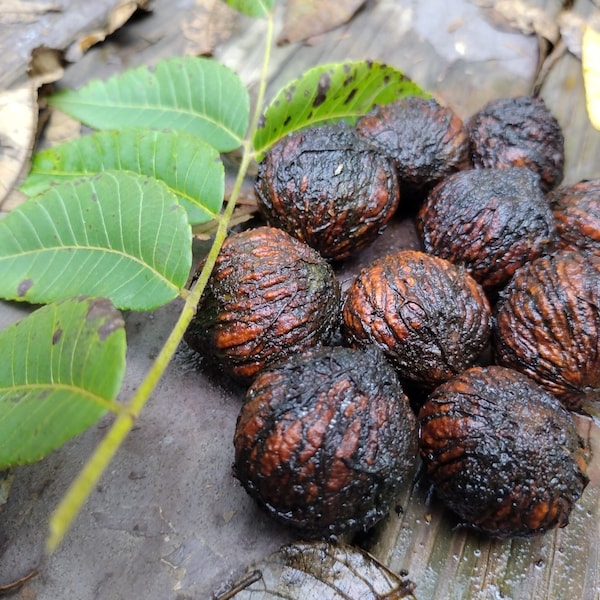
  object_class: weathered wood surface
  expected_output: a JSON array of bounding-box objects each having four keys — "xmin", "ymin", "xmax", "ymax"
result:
[{"xmin": 1, "ymin": 1, "xmax": 599, "ymax": 599}]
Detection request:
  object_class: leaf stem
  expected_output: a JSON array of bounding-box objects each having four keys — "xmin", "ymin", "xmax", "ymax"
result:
[{"xmin": 47, "ymin": 10, "xmax": 275, "ymax": 554}]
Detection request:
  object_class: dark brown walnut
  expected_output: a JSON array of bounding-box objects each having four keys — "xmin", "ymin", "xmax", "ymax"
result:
[
  {"xmin": 419, "ymin": 365, "xmax": 589, "ymax": 538},
  {"xmin": 342, "ymin": 250, "xmax": 491, "ymax": 389},
  {"xmin": 356, "ymin": 96, "xmax": 469, "ymax": 194},
  {"xmin": 233, "ymin": 345, "xmax": 418, "ymax": 539},
  {"xmin": 184, "ymin": 227, "xmax": 340, "ymax": 384},
  {"xmin": 493, "ymin": 250, "xmax": 600, "ymax": 412},
  {"xmin": 416, "ymin": 167, "xmax": 556, "ymax": 292},
  {"xmin": 549, "ymin": 179, "xmax": 600, "ymax": 256},
  {"xmin": 468, "ymin": 95, "xmax": 564, "ymax": 192},
  {"xmin": 254, "ymin": 122, "xmax": 399, "ymax": 261}
]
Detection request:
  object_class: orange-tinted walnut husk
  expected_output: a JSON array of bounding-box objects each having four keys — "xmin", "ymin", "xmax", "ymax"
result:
[
  {"xmin": 233, "ymin": 346, "xmax": 418, "ymax": 539},
  {"xmin": 342, "ymin": 250, "xmax": 491, "ymax": 389},
  {"xmin": 493, "ymin": 250, "xmax": 600, "ymax": 411},
  {"xmin": 549, "ymin": 179, "xmax": 600, "ymax": 256},
  {"xmin": 254, "ymin": 122, "xmax": 399, "ymax": 261},
  {"xmin": 419, "ymin": 365, "xmax": 589, "ymax": 538},
  {"xmin": 184, "ymin": 227, "xmax": 340, "ymax": 384},
  {"xmin": 416, "ymin": 167, "xmax": 556, "ymax": 293},
  {"xmin": 356, "ymin": 96, "xmax": 469, "ymax": 195},
  {"xmin": 468, "ymin": 95, "xmax": 564, "ymax": 192}
]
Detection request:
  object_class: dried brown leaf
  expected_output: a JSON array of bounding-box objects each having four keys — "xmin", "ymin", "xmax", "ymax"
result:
[
  {"xmin": 490, "ymin": 0, "xmax": 560, "ymax": 44},
  {"xmin": 557, "ymin": 10, "xmax": 600, "ymax": 59},
  {"xmin": 182, "ymin": 0, "xmax": 238, "ymax": 57},
  {"xmin": 28, "ymin": 46, "xmax": 64, "ymax": 86},
  {"xmin": 216, "ymin": 542, "xmax": 416, "ymax": 599},
  {"xmin": 0, "ymin": 84, "xmax": 37, "ymax": 210},
  {"xmin": 277, "ymin": 0, "xmax": 366, "ymax": 46},
  {"xmin": 43, "ymin": 109, "xmax": 82, "ymax": 146},
  {"xmin": 65, "ymin": 0, "xmax": 152, "ymax": 62}
]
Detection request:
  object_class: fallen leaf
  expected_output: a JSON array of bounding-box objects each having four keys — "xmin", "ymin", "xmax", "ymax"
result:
[
  {"xmin": 65, "ymin": 0, "xmax": 152, "ymax": 62},
  {"xmin": 182, "ymin": 0, "xmax": 238, "ymax": 56},
  {"xmin": 277, "ymin": 0, "xmax": 366, "ymax": 46},
  {"xmin": 489, "ymin": 0, "xmax": 560, "ymax": 44},
  {"xmin": 582, "ymin": 25, "xmax": 600, "ymax": 130},
  {"xmin": 557, "ymin": 10, "xmax": 600, "ymax": 59},
  {"xmin": 192, "ymin": 184, "xmax": 256, "ymax": 240},
  {"xmin": 0, "ymin": 84, "xmax": 37, "ymax": 209},
  {"xmin": 28, "ymin": 46, "xmax": 65, "ymax": 86},
  {"xmin": 42, "ymin": 109, "xmax": 82, "ymax": 146},
  {"xmin": 0, "ymin": 0, "xmax": 61, "ymax": 25},
  {"xmin": 215, "ymin": 541, "xmax": 416, "ymax": 599}
]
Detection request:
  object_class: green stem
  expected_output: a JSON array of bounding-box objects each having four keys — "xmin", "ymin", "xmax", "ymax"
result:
[{"xmin": 47, "ymin": 11, "xmax": 275, "ymax": 554}]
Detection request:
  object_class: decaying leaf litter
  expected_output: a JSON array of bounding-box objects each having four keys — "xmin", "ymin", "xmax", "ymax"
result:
[{"xmin": 1, "ymin": 1, "xmax": 600, "ymax": 600}]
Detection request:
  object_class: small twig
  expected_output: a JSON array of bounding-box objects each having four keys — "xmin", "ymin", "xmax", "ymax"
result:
[
  {"xmin": 532, "ymin": 38, "xmax": 568, "ymax": 96},
  {"xmin": 0, "ymin": 568, "xmax": 40, "ymax": 596},
  {"xmin": 213, "ymin": 570, "xmax": 262, "ymax": 600}
]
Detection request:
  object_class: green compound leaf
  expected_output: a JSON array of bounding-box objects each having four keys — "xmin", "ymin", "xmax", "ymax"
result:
[
  {"xmin": 21, "ymin": 128, "xmax": 224, "ymax": 225},
  {"xmin": 222, "ymin": 0, "xmax": 274, "ymax": 18},
  {"xmin": 253, "ymin": 60, "xmax": 429, "ymax": 156},
  {"xmin": 0, "ymin": 296, "xmax": 126, "ymax": 467},
  {"xmin": 0, "ymin": 171, "xmax": 192, "ymax": 311},
  {"xmin": 49, "ymin": 57, "xmax": 250, "ymax": 153}
]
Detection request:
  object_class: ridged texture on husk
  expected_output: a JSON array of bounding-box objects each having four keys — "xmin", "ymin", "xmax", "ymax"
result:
[
  {"xmin": 493, "ymin": 250, "xmax": 600, "ymax": 411},
  {"xmin": 468, "ymin": 95, "xmax": 564, "ymax": 192},
  {"xmin": 254, "ymin": 122, "xmax": 399, "ymax": 260},
  {"xmin": 342, "ymin": 250, "xmax": 491, "ymax": 388},
  {"xmin": 419, "ymin": 365, "xmax": 589, "ymax": 538},
  {"xmin": 184, "ymin": 227, "xmax": 340, "ymax": 383},
  {"xmin": 356, "ymin": 96, "xmax": 469, "ymax": 191},
  {"xmin": 549, "ymin": 179, "xmax": 600, "ymax": 256},
  {"xmin": 234, "ymin": 346, "xmax": 418, "ymax": 538},
  {"xmin": 416, "ymin": 167, "xmax": 556, "ymax": 292}
]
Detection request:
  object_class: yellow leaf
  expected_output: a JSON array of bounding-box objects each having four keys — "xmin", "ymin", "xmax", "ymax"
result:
[{"xmin": 582, "ymin": 25, "xmax": 600, "ymax": 130}]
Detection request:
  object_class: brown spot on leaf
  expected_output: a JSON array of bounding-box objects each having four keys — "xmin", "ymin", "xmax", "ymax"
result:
[
  {"xmin": 344, "ymin": 88, "xmax": 357, "ymax": 104},
  {"xmin": 313, "ymin": 73, "xmax": 331, "ymax": 107},
  {"xmin": 52, "ymin": 328, "xmax": 63, "ymax": 345},
  {"xmin": 17, "ymin": 279, "xmax": 33, "ymax": 297},
  {"xmin": 86, "ymin": 298, "xmax": 124, "ymax": 340}
]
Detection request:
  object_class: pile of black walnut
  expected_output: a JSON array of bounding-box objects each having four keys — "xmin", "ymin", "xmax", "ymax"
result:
[{"xmin": 186, "ymin": 93, "xmax": 596, "ymax": 542}]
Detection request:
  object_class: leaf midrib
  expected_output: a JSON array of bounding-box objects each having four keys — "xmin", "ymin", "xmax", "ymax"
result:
[
  {"xmin": 0, "ymin": 382, "xmax": 119, "ymax": 412},
  {"xmin": 0, "ymin": 245, "xmax": 180, "ymax": 291},
  {"xmin": 27, "ymin": 168, "xmax": 220, "ymax": 220},
  {"xmin": 54, "ymin": 98, "xmax": 244, "ymax": 144}
]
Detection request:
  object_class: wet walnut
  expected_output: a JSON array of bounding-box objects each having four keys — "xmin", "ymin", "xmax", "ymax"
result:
[
  {"xmin": 184, "ymin": 227, "xmax": 340, "ymax": 384},
  {"xmin": 416, "ymin": 167, "xmax": 556, "ymax": 292},
  {"xmin": 233, "ymin": 346, "xmax": 418, "ymax": 539},
  {"xmin": 419, "ymin": 365, "xmax": 589, "ymax": 538},
  {"xmin": 356, "ymin": 96, "xmax": 469, "ymax": 194},
  {"xmin": 468, "ymin": 95, "xmax": 564, "ymax": 192},
  {"xmin": 254, "ymin": 122, "xmax": 400, "ymax": 261},
  {"xmin": 493, "ymin": 250, "xmax": 600, "ymax": 412},
  {"xmin": 342, "ymin": 250, "xmax": 491, "ymax": 389},
  {"xmin": 549, "ymin": 179, "xmax": 600, "ymax": 256}
]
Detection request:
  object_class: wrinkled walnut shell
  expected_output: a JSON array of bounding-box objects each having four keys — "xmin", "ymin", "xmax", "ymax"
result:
[
  {"xmin": 419, "ymin": 365, "xmax": 589, "ymax": 538},
  {"xmin": 255, "ymin": 122, "xmax": 400, "ymax": 261},
  {"xmin": 356, "ymin": 96, "xmax": 469, "ymax": 194},
  {"xmin": 416, "ymin": 167, "xmax": 556, "ymax": 292},
  {"xmin": 468, "ymin": 95, "xmax": 564, "ymax": 192},
  {"xmin": 234, "ymin": 345, "xmax": 418, "ymax": 538},
  {"xmin": 184, "ymin": 227, "xmax": 340, "ymax": 384},
  {"xmin": 342, "ymin": 250, "xmax": 491, "ymax": 388},
  {"xmin": 493, "ymin": 250, "xmax": 600, "ymax": 411}
]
